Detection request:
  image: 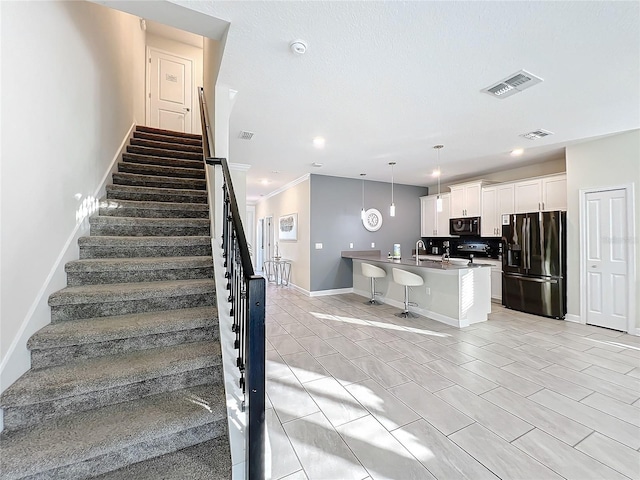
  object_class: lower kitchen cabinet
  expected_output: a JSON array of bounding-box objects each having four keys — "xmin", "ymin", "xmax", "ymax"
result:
[{"xmin": 479, "ymin": 258, "xmax": 503, "ymax": 302}]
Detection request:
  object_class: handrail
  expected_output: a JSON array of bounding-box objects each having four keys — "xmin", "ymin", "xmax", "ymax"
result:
[
  {"xmin": 198, "ymin": 86, "xmax": 212, "ymax": 159},
  {"xmin": 198, "ymin": 87, "xmax": 266, "ymax": 480}
]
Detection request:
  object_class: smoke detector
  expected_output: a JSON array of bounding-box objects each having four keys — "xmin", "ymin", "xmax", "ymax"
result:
[
  {"xmin": 520, "ymin": 129, "xmax": 554, "ymax": 140},
  {"xmin": 290, "ymin": 40, "xmax": 308, "ymax": 55},
  {"xmin": 482, "ymin": 69, "xmax": 543, "ymax": 99},
  {"xmin": 238, "ymin": 130, "xmax": 254, "ymax": 140}
]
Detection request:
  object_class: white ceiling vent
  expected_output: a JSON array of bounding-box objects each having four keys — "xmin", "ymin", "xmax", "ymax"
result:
[
  {"xmin": 238, "ymin": 130, "xmax": 254, "ymax": 140},
  {"xmin": 482, "ymin": 70, "xmax": 543, "ymax": 99},
  {"xmin": 520, "ymin": 129, "xmax": 554, "ymax": 140}
]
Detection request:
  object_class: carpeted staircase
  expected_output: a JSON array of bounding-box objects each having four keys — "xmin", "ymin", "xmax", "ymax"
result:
[{"xmin": 0, "ymin": 126, "xmax": 231, "ymax": 479}]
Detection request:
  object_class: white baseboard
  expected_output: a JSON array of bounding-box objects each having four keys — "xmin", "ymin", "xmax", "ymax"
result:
[
  {"xmin": 288, "ymin": 283, "xmax": 309, "ymax": 296},
  {"xmin": 633, "ymin": 328, "xmax": 640, "ymax": 337},
  {"xmin": 564, "ymin": 313, "xmax": 583, "ymax": 324},
  {"xmin": 95, "ymin": 123, "xmax": 136, "ymax": 201},
  {"xmin": 309, "ymin": 287, "xmax": 354, "ymax": 297},
  {"xmin": 0, "ymin": 123, "xmax": 136, "ymax": 400},
  {"xmin": 285, "ymin": 284, "xmax": 354, "ymax": 297}
]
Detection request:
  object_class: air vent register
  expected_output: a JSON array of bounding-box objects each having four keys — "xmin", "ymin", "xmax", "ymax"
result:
[{"xmin": 482, "ymin": 70, "xmax": 543, "ymax": 99}]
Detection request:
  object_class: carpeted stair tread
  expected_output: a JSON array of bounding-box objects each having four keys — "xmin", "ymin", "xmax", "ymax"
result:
[
  {"xmin": 0, "ymin": 341, "xmax": 220, "ymax": 408},
  {"xmin": 136, "ymin": 125, "xmax": 202, "ymax": 140},
  {"xmin": 66, "ymin": 256, "xmax": 213, "ymax": 273},
  {"xmin": 126, "ymin": 145, "xmax": 203, "ymax": 161},
  {"xmin": 99, "ymin": 198, "xmax": 209, "ymax": 218},
  {"xmin": 122, "ymin": 152, "xmax": 203, "ymax": 170},
  {"xmin": 65, "ymin": 256, "xmax": 214, "ymax": 285},
  {"xmin": 0, "ymin": 384, "xmax": 226, "ymax": 480},
  {"xmin": 133, "ymin": 130, "xmax": 202, "ymax": 146},
  {"xmin": 79, "ymin": 235, "xmax": 211, "ymax": 248},
  {"xmin": 106, "ymin": 184, "xmax": 207, "ymax": 203},
  {"xmin": 94, "ymin": 435, "xmax": 231, "ymax": 480},
  {"xmin": 89, "ymin": 215, "xmax": 210, "ymax": 237},
  {"xmin": 78, "ymin": 235, "xmax": 212, "ymax": 259},
  {"xmin": 113, "ymin": 172, "xmax": 206, "ymax": 190},
  {"xmin": 49, "ymin": 278, "xmax": 215, "ymax": 306},
  {"xmin": 118, "ymin": 162, "xmax": 205, "ymax": 179},
  {"xmin": 28, "ymin": 307, "xmax": 217, "ymax": 350},
  {"xmin": 89, "ymin": 215, "xmax": 211, "ymax": 236},
  {"xmin": 130, "ymin": 138, "xmax": 203, "ymax": 154}
]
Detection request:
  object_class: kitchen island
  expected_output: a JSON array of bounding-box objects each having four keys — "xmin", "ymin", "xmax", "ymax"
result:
[{"xmin": 342, "ymin": 251, "xmax": 492, "ymax": 327}]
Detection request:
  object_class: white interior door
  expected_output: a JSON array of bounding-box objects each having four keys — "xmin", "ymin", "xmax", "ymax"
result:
[
  {"xmin": 148, "ymin": 48, "xmax": 192, "ymax": 133},
  {"xmin": 584, "ymin": 188, "xmax": 629, "ymax": 331}
]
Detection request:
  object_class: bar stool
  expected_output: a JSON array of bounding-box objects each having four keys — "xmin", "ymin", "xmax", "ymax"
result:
[
  {"xmin": 361, "ymin": 263, "xmax": 386, "ymax": 305},
  {"xmin": 392, "ymin": 268, "xmax": 424, "ymax": 318}
]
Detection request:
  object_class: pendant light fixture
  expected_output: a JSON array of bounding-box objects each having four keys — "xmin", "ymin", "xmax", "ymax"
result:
[
  {"xmin": 433, "ymin": 145, "xmax": 444, "ymax": 212},
  {"xmin": 360, "ymin": 173, "xmax": 367, "ymax": 220},
  {"xmin": 389, "ymin": 162, "xmax": 396, "ymax": 217}
]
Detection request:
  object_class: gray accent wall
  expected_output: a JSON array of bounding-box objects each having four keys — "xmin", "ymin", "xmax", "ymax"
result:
[{"xmin": 309, "ymin": 174, "xmax": 428, "ymax": 292}]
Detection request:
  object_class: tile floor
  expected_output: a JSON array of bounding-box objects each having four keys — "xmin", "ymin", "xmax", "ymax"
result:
[{"xmin": 263, "ymin": 284, "xmax": 640, "ymax": 480}]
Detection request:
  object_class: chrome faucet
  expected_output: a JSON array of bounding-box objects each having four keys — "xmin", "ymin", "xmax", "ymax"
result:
[{"xmin": 415, "ymin": 239, "xmax": 426, "ymax": 264}]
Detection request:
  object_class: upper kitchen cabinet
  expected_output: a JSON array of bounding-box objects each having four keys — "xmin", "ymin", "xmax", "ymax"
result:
[
  {"xmin": 481, "ymin": 184, "xmax": 514, "ymax": 237},
  {"xmin": 514, "ymin": 174, "xmax": 567, "ymax": 213},
  {"xmin": 420, "ymin": 193, "xmax": 451, "ymax": 237},
  {"xmin": 449, "ymin": 181, "xmax": 485, "ymax": 217},
  {"xmin": 541, "ymin": 174, "xmax": 567, "ymax": 211}
]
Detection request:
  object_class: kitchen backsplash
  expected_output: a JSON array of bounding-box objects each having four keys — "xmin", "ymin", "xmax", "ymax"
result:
[{"xmin": 420, "ymin": 236, "xmax": 502, "ymax": 259}]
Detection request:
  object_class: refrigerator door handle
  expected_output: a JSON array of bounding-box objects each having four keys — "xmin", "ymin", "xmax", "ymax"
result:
[
  {"xmin": 526, "ymin": 217, "xmax": 531, "ymax": 270},
  {"xmin": 525, "ymin": 217, "xmax": 528, "ymax": 270},
  {"xmin": 504, "ymin": 274, "xmax": 559, "ymax": 284},
  {"xmin": 523, "ymin": 218, "xmax": 528, "ymax": 270}
]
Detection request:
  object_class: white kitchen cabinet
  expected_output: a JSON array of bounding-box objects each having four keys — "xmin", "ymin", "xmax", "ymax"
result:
[
  {"xmin": 449, "ymin": 181, "xmax": 484, "ymax": 217},
  {"xmin": 514, "ymin": 179, "xmax": 542, "ymax": 213},
  {"xmin": 481, "ymin": 184, "xmax": 514, "ymax": 237},
  {"xmin": 542, "ymin": 175, "xmax": 567, "ymax": 211},
  {"xmin": 420, "ymin": 194, "xmax": 451, "ymax": 237},
  {"xmin": 514, "ymin": 174, "xmax": 566, "ymax": 213},
  {"xmin": 478, "ymin": 258, "xmax": 503, "ymax": 301}
]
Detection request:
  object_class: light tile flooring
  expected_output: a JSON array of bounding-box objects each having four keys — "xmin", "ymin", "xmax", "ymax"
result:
[{"xmin": 263, "ymin": 284, "xmax": 640, "ymax": 480}]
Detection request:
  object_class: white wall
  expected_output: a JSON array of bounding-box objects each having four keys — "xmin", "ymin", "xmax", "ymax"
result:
[
  {"xmin": 146, "ymin": 33, "xmax": 203, "ymax": 135},
  {"xmin": 566, "ymin": 130, "xmax": 640, "ymax": 327},
  {"xmin": 0, "ymin": 1, "xmax": 145, "ymax": 393},
  {"xmin": 428, "ymin": 158, "xmax": 567, "ymax": 191},
  {"xmin": 255, "ymin": 178, "xmax": 311, "ymax": 291}
]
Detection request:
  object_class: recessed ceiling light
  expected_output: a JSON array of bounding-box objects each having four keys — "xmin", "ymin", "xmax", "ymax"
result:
[
  {"xmin": 432, "ymin": 169, "xmax": 441, "ymax": 177},
  {"xmin": 290, "ymin": 39, "xmax": 308, "ymax": 55},
  {"xmin": 313, "ymin": 137, "xmax": 326, "ymax": 149},
  {"xmin": 261, "ymin": 179, "xmax": 269, "ymax": 185},
  {"xmin": 271, "ymin": 170, "xmax": 280, "ymax": 174},
  {"xmin": 511, "ymin": 148, "xmax": 524, "ymax": 156},
  {"xmin": 311, "ymin": 162, "xmax": 323, "ymax": 168}
]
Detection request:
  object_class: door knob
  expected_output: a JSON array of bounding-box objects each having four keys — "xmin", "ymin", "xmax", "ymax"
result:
[
  {"xmin": 183, "ymin": 107, "xmax": 190, "ymax": 112},
  {"xmin": 591, "ymin": 265, "xmax": 597, "ymax": 268}
]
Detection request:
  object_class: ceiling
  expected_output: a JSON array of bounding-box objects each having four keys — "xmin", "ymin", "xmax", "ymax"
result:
[{"xmin": 115, "ymin": 1, "xmax": 640, "ymax": 203}]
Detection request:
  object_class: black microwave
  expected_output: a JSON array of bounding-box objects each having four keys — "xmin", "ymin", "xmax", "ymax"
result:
[{"xmin": 450, "ymin": 217, "xmax": 481, "ymax": 236}]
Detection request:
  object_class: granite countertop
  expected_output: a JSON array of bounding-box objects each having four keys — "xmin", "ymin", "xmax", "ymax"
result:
[{"xmin": 341, "ymin": 251, "xmax": 493, "ymax": 270}]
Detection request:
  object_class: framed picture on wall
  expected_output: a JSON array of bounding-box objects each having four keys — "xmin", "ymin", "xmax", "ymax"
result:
[{"xmin": 278, "ymin": 213, "xmax": 298, "ymax": 241}]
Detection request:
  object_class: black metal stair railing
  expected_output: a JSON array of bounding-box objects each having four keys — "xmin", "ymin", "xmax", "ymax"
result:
[{"xmin": 198, "ymin": 87, "xmax": 265, "ymax": 479}]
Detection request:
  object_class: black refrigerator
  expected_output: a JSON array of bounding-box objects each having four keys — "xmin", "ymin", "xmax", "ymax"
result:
[{"xmin": 502, "ymin": 211, "xmax": 566, "ymax": 319}]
